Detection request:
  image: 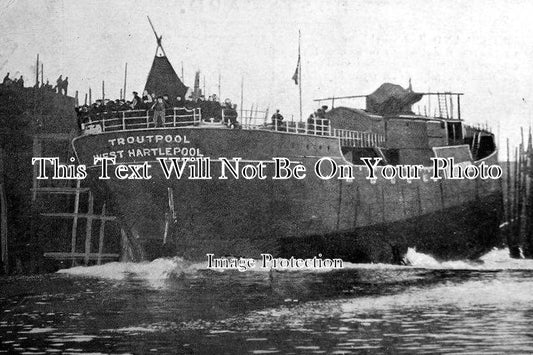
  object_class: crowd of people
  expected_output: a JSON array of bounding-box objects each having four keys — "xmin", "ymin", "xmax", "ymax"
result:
[
  {"xmin": 1, "ymin": 72, "xmax": 68, "ymax": 96},
  {"xmin": 2, "ymin": 73, "xmax": 24, "ymax": 87},
  {"xmin": 77, "ymin": 90, "xmax": 240, "ymax": 128},
  {"xmin": 3, "ymin": 70, "xmax": 326, "ymax": 133},
  {"xmin": 269, "ymin": 105, "xmax": 330, "ymax": 132}
]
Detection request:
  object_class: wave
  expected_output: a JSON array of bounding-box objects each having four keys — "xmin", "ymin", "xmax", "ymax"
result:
[
  {"xmin": 403, "ymin": 247, "xmax": 533, "ymax": 270},
  {"xmin": 57, "ymin": 257, "xmax": 204, "ymax": 285},
  {"xmin": 56, "ymin": 247, "xmax": 533, "ymax": 282}
]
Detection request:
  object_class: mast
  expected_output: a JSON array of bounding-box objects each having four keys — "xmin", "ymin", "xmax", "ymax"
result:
[
  {"xmin": 240, "ymin": 76, "xmax": 244, "ymax": 118},
  {"xmin": 291, "ymin": 31, "xmax": 303, "ymax": 121},
  {"xmin": 218, "ymin": 73, "xmax": 221, "ymax": 100},
  {"xmin": 298, "ymin": 30, "xmax": 302, "ymax": 122},
  {"xmin": 123, "ymin": 63, "xmax": 128, "ymax": 100},
  {"xmin": 35, "ymin": 54, "xmax": 39, "ymax": 86},
  {"xmin": 147, "ymin": 16, "xmax": 167, "ymax": 58}
]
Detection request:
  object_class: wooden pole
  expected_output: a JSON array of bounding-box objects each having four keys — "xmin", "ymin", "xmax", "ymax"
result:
[
  {"xmin": 507, "ymin": 138, "xmax": 512, "ymax": 247},
  {"xmin": 0, "ymin": 146, "xmax": 7, "ymax": 274},
  {"xmin": 519, "ymin": 134, "xmax": 527, "ymax": 246},
  {"xmin": 32, "ymin": 138, "xmax": 42, "ymax": 202},
  {"xmin": 97, "ymin": 203, "xmax": 106, "ymax": 265},
  {"xmin": 89, "ymin": 88, "xmax": 92, "ymax": 105},
  {"xmin": 298, "ymin": 30, "xmax": 302, "ymax": 122},
  {"xmin": 427, "ymin": 88, "xmax": 431, "ymax": 117},
  {"xmin": 102, "ymin": 81, "xmax": 105, "ymax": 101},
  {"xmin": 513, "ymin": 146, "xmax": 520, "ymax": 255},
  {"xmin": 84, "ymin": 93, "xmax": 88, "ymax": 106},
  {"xmin": 526, "ymin": 127, "xmax": 533, "ymax": 257},
  {"xmin": 218, "ymin": 73, "xmax": 221, "ymax": 101},
  {"xmin": 123, "ymin": 62, "xmax": 128, "ymax": 101},
  {"xmin": 457, "ymin": 94, "xmax": 461, "ymax": 120},
  {"xmin": 35, "ymin": 54, "xmax": 39, "ymax": 86},
  {"xmin": 71, "ymin": 179, "xmax": 81, "ymax": 266},
  {"xmin": 120, "ymin": 89, "xmax": 123, "ymax": 101},
  {"xmin": 0, "ymin": 183, "xmax": 7, "ymax": 275},
  {"xmin": 40, "ymin": 63, "xmax": 44, "ymax": 88},
  {"xmin": 75, "ymin": 91, "xmax": 79, "ymax": 107},
  {"xmin": 240, "ymin": 77, "xmax": 243, "ymax": 119},
  {"xmin": 84, "ymin": 191, "xmax": 94, "ymax": 266}
]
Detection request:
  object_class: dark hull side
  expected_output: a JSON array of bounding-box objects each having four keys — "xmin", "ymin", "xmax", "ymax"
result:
[{"xmin": 72, "ymin": 127, "xmax": 504, "ymax": 263}]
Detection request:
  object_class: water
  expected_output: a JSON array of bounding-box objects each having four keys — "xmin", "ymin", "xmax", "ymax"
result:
[{"xmin": 1, "ymin": 249, "xmax": 533, "ymax": 354}]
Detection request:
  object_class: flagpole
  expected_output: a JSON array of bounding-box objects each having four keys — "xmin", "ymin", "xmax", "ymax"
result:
[
  {"xmin": 298, "ymin": 30, "xmax": 302, "ymax": 122},
  {"xmin": 240, "ymin": 76, "xmax": 244, "ymax": 119},
  {"xmin": 218, "ymin": 73, "xmax": 221, "ymax": 101}
]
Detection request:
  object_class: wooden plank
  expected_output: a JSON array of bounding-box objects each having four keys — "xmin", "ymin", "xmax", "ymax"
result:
[
  {"xmin": 32, "ymin": 137, "xmax": 42, "ymax": 201},
  {"xmin": 33, "ymin": 133, "xmax": 73, "ymax": 140},
  {"xmin": 84, "ymin": 191, "xmax": 94, "ymax": 265},
  {"xmin": 31, "ymin": 187, "xmax": 91, "ymax": 194},
  {"xmin": 41, "ymin": 212, "xmax": 116, "ymax": 221},
  {"xmin": 44, "ymin": 252, "xmax": 119, "ymax": 260},
  {"xmin": 0, "ymin": 183, "xmax": 8, "ymax": 274},
  {"xmin": 71, "ymin": 180, "xmax": 81, "ymax": 266},
  {"xmin": 97, "ymin": 204, "xmax": 106, "ymax": 265}
]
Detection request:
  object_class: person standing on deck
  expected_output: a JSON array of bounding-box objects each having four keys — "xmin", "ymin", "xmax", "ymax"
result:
[
  {"xmin": 2, "ymin": 72, "xmax": 11, "ymax": 85},
  {"xmin": 131, "ymin": 91, "xmax": 141, "ymax": 109},
  {"xmin": 271, "ymin": 109, "xmax": 284, "ymax": 130},
  {"xmin": 142, "ymin": 90, "xmax": 152, "ymax": 108},
  {"xmin": 62, "ymin": 77, "xmax": 69, "ymax": 95},
  {"xmin": 55, "ymin": 75, "xmax": 63, "ymax": 94},
  {"xmin": 16, "ymin": 75, "xmax": 24, "ymax": 87},
  {"xmin": 151, "ymin": 97, "xmax": 166, "ymax": 127}
]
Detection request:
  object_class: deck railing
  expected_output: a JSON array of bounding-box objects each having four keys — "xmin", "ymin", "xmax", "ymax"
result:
[
  {"xmin": 81, "ymin": 107, "xmax": 202, "ymax": 133},
  {"xmin": 333, "ymin": 128, "xmax": 385, "ymax": 148},
  {"xmin": 80, "ymin": 107, "xmax": 384, "ymax": 147}
]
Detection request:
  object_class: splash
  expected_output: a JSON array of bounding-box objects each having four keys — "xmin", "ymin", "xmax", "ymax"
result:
[
  {"xmin": 57, "ymin": 247, "xmax": 533, "ymax": 284},
  {"xmin": 404, "ymin": 247, "xmax": 533, "ymax": 270},
  {"xmin": 57, "ymin": 257, "xmax": 204, "ymax": 283}
]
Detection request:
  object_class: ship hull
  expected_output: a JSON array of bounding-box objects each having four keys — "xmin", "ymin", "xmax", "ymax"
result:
[{"xmin": 73, "ymin": 127, "xmax": 503, "ymax": 263}]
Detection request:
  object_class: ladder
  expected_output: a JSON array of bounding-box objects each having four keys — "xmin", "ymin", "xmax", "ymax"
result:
[
  {"xmin": 437, "ymin": 93, "xmax": 449, "ymax": 119},
  {"xmin": 471, "ymin": 132, "xmax": 482, "ymax": 159}
]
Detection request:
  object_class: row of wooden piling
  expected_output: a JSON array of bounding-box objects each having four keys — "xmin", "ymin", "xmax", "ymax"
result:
[{"xmin": 504, "ymin": 127, "xmax": 533, "ymax": 258}]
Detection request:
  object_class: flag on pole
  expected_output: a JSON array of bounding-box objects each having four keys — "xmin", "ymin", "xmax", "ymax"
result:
[{"xmin": 292, "ymin": 54, "xmax": 300, "ymax": 85}]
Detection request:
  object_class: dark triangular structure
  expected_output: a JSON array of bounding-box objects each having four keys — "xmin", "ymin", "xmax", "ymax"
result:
[
  {"xmin": 366, "ymin": 83, "xmax": 423, "ymax": 116},
  {"xmin": 143, "ymin": 17, "xmax": 188, "ymax": 100},
  {"xmin": 144, "ymin": 55, "xmax": 188, "ymax": 100}
]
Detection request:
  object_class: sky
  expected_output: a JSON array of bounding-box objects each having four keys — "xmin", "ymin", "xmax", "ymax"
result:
[{"xmin": 1, "ymin": 0, "xmax": 532, "ymax": 158}]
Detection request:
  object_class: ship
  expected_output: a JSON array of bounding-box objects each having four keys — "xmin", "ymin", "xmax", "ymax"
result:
[{"xmin": 71, "ymin": 30, "xmax": 504, "ymax": 264}]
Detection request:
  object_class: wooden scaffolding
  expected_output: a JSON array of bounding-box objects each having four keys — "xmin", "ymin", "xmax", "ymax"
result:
[{"xmin": 31, "ymin": 134, "xmax": 120, "ymax": 266}]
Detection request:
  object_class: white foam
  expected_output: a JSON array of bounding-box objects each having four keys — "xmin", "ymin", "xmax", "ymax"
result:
[
  {"xmin": 19, "ymin": 327, "xmax": 56, "ymax": 334},
  {"xmin": 405, "ymin": 247, "xmax": 533, "ymax": 270},
  {"xmin": 57, "ymin": 247, "xmax": 533, "ymax": 286},
  {"xmin": 108, "ymin": 326, "xmax": 157, "ymax": 333},
  {"xmin": 57, "ymin": 257, "xmax": 204, "ymax": 283}
]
